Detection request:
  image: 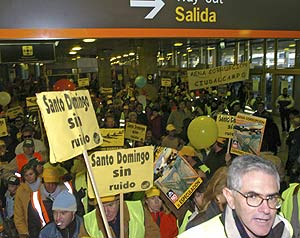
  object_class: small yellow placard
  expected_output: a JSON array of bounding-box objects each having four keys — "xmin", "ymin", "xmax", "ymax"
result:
[
  {"xmin": 26, "ymin": 97, "xmax": 37, "ymax": 107},
  {"xmin": 216, "ymin": 114, "xmax": 236, "ymax": 138},
  {"xmin": 88, "ymin": 146, "xmax": 154, "ymax": 197},
  {"xmin": 161, "ymin": 78, "xmax": 172, "ymax": 87},
  {"xmin": 0, "ymin": 118, "xmax": 8, "ymax": 137},
  {"xmin": 124, "ymin": 122, "xmax": 147, "ymax": 142},
  {"xmin": 6, "ymin": 106, "xmax": 23, "ymax": 119},
  {"xmin": 78, "ymin": 78, "xmax": 90, "ymax": 87},
  {"xmin": 100, "ymin": 128, "xmax": 124, "ymax": 147}
]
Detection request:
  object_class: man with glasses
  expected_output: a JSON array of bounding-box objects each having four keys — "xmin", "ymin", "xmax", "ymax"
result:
[{"xmin": 179, "ymin": 155, "xmax": 293, "ymax": 238}]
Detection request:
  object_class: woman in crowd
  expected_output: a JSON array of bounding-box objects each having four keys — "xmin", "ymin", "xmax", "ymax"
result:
[
  {"xmin": 145, "ymin": 186, "xmax": 178, "ymax": 238},
  {"xmin": 14, "ymin": 163, "xmax": 41, "ymax": 238},
  {"xmin": 185, "ymin": 166, "xmax": 228, "ymax": 230}
]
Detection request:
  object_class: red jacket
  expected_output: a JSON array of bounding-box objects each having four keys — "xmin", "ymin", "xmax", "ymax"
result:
[
  {"xmin": 16, "ymin": 152, "xmax": 43, "ymax": 172},
  {"xmin": 151, "ymin": 211, "xmax": 178, "ymax": 238}
]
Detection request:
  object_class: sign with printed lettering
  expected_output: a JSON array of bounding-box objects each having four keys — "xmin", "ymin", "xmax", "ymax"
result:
[
  {"xmin": 154, "ymin": 147, "xmax": 202, "ymax": 209},
  {"xmin": 77, "ymin": 78, "xmax": 89, "ymax": 87},
  {"xmin": 26, "ymin": 97, "xmax": 38, "ymax": 107},
  {"xmin": 216, "ymin": 114, "xmax": 236, "ymax": 138},
  {"xmin": 1, "ymin": 0, "xmax": 300, "ymax": 32},
  {"xmin": 124, "ymin": 122, "xmax": 147, "ymax": 142},
  {"xmin": 100, "ymin": 128, "xmax": 124, "ymax": 147},
  {"xmin": 230, "ymin": 113, "xmax": 266, "ymax": 156},
  {"xmin": 6, "ymin": 106, "xmax": 23, "ymax": 119},
  {"xmin": 0, "ymin": 118, "xmax": 8, "ymax": 137},
  {"xmin": 161, "ymin": 78, "xmax": 172, "ymax": 87},
  {"xmin": 88, "ymin": 146, "xmax": 153, "ymax": 197},
  {"xmin": 36, "ymin": 90, "xmax": 103, "ymax": 163},
  {"xmin": 188, "ymin": 62, "xmax": 250, "ymax": 90}
]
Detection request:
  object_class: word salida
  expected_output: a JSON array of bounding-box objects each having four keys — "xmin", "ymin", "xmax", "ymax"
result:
[{"xmin": 176, "ymin": 6, "xmax": 216, "ymax": 23}]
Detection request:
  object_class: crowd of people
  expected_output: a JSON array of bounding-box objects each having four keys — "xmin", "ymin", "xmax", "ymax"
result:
[{"xmin": 0, "ymin": 79, "xmax": 298, "ymax": 238}]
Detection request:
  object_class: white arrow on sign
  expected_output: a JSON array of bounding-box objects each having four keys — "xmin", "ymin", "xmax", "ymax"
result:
[{"xmin": 130, "ymin": 0, "xmax": 165, "ymax": 19}]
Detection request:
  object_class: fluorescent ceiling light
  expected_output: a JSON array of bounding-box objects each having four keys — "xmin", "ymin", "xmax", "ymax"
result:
[
  {"xmin": 72, "ymin": 46, "xmax": 82, "ymax": 51},
  {"xmin": 174, "ymin": 42, "xmax": 183, "ymax": 47},
  {"xmin": 69, "ymin": 51, "xmax": 77, "ymax": 55},
  {"xmin": 129, "ymin": 52, "xmax": 135, "ymax": 56},
  {"xmin": 83, "ymin": 39, "xmax": 96, "ymax": 43}
]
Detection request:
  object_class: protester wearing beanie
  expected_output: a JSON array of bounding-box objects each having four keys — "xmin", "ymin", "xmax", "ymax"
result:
[{"xmin": 39, "ymin": 191, "xmax": 82, "ymax": 238}]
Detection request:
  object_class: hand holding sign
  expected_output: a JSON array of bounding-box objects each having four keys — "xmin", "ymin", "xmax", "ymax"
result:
[{"xmin": 187, "ymin": 116, "xmax": 218, "ymax": 149}]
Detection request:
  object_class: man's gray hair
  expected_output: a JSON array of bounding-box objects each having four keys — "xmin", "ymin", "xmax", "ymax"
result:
[{"xmin": 227, "ymin": 155, "xmax": 280, "ymax": 190}]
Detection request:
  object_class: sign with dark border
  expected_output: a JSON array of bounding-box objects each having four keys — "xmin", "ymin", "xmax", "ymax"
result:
[{"xmin": 0, "ymin": 0, "xmax": 300, "ymax": 38}]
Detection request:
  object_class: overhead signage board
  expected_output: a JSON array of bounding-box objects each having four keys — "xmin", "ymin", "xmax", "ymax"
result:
[
  {"xmin": 0, "ymin": 43, "xmax": 55, "ymax": 63},
  {"xmin": 0, "ymin": 0, "xmax": 300, "ymax": 38}
]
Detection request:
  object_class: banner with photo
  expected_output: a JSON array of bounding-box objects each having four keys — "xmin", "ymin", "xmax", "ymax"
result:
[
  {"xmin": 230, "ymin": 113, "xmax": 266, "ymax": 156},
  {"xmin": 154, "ymin": 147, "xmax": 202, "ymax": 209}
]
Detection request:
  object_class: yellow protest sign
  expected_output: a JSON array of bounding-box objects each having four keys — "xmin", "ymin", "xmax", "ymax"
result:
[
  {"xmin": 216, "ymin": 114, "xmax": 236, "ymax": 138},
  {"xmin": 36, "ymin": 90, "xmax": 103, "ymax": 163},
  {"xmin": 125, "ymin": 122, "xmax": 147, "ymax": 142},
  {"xmin": 188, "ymin": 61, "xmax": 250, "ymax": 90},
  {"xmin": 100, "ymin": 128, "xmax": 124, "ymax": 147},
  {"xmin": 6, "ymin": 106, "xmax": 23, "ymax": 119},
  {"xmin": 78, "ymin": 78, "xmax": 90, "ymax": 87},
  {"xmin": 0, "ymin": 118, "xmax": 8, "ymax": 137},
  {"xmin": 161, "ymin": 78, "xmax": 172, "ymax": 87},
  {"xmin": 88, "ymin": 146, "xmax": 154, "ymax": 197},
  {"xmin": 26, "ymin": 97, "xmax": 37, "ymax": 107},
  {"xmin": 100, "ymin": 87, "xmax": 113, "ymax": 94},
  {"xmin": 230, "ymin": 113, "xmax": 266, "ymax": 156}
]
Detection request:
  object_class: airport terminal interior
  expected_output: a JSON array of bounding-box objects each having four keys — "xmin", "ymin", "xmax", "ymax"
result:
[
  {"xmin": 0, "ymin": 37, "xmax": 299, "ymax": 165},
  {"xmin": 0, "ymin": 37, "xmax": 299, "ymax": 110}
]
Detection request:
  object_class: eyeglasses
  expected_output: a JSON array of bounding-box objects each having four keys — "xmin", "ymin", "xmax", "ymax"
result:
[
  {"xmin": 23, "ymin": 135, "xmax": 33, "ymax": 138},
  {"xmin": 233, "ymin": 189, "xmax": 283, "ymax": 209}
]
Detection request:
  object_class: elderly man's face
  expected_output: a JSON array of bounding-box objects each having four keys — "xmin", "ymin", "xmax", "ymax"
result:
[
  {"xmin": 44, "ymin": 182, "xmax": 58, "ymax": 193},
  {"xmin": 224, "ymin": 170, "xmax": 279, "ymax": 238},
  {"xmin": 53, "ymin": 210, "xmax": 75, "ymax": 229},
  {"xmin": 103, "ymin": 200, "xmax": 119, "ymax": 222}
]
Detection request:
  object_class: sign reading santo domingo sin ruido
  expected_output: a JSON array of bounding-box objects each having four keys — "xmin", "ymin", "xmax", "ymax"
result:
[
  {"xmin": 188, "ymin": 61, "xmax": 250, "ymax": 91},
  {"xmin": 88, "ymin": 146, "xmax": 153, "ymax": 197},
  {"xmin": 36, "ymin": 90, "xmax": 102, "ymax": 163},
  {"xmin": 216, "ymin": 114, "xmax": 236, "ymax": 138}
]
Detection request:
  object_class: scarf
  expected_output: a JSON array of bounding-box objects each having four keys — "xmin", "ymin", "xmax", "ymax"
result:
[
  {"xmin": 40, "ymin": 184, "xmax": 63, "ymax": 201},
  {"xmin": 27, "ymin": 177, "xmax": 41, "ymax": 192},
  {"xmin": 221, "ymin": 206, "xmax": 291, "ymax": 238}
]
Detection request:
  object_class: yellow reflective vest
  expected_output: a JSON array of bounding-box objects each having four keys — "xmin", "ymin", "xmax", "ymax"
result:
[{"xmin": 84, "ymin": 201, "xmax": 145, "ymax": 238}]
